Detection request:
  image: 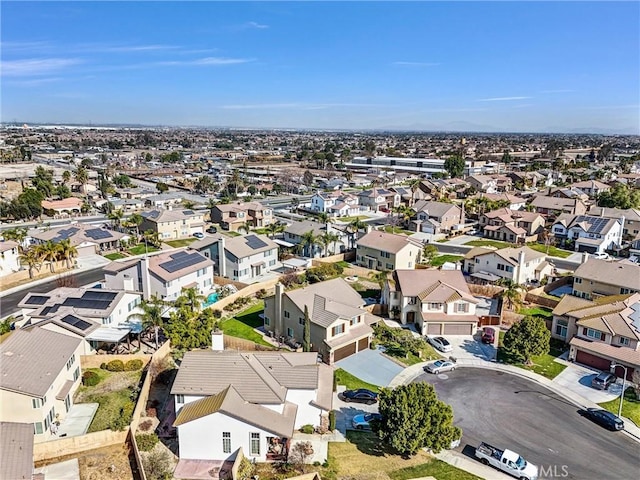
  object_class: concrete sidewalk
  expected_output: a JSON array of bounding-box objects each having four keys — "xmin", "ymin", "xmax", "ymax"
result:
[
  {"xmin": 388, "ymin": 357, "xmax": 640, "ymax": 443},
  {"xmin": 435, "ymin": 450, "xmax": 512, "ymax": 480}
]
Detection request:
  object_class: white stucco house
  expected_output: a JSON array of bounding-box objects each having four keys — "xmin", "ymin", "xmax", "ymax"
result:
[
  {"xmin": 462, "ymin": 246, "xmax": 551, "ymax": 285},
  {"xmin": 551, "ymin": 214, "xmax": 624, "ymax": 255},
  {"xmin": 0, "ymin": 240, "xmax": 20, "ymax": 277},
  {"xmin": 223, "ymin": 234, "xmax": 280, "ymax": 283},
  {"xmin": 310, "ymin": 191, "xmax": 360, "ymax": 217}
]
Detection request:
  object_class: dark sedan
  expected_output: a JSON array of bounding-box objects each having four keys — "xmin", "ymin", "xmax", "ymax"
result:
[
  {"xmin": 339, "ymin": 388, "xmax": 378, "ymax": 405},
  {"xmin": 581, "ymin": 408, "xmax": 624, "ymax": 431}
]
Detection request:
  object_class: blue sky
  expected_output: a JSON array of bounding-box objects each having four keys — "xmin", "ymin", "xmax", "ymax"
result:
[{"xmin": 2, "ymin": 1, "xmax": 639, "ymax": 133}]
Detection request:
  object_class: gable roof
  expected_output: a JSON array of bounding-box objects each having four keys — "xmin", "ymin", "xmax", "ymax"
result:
[
  {"xmin": 18, "ymin": 287, "xmax": 129, "ymax": 319},
  {"xmin": 141, "ymin": 209, "xmax": 203, "ymax": 224},
  {"xmin": 0, "ymin": 422, "xmax": 33, "ymax": 480},
  {"xmin": 356, "ymin": 230, "xmax": 421, "ymax": 254},
  {"xmin": 30, "ymin": 224, "xmax": 126, "ymax": 246},
  {"xmin": 285, "ymin": 220, "xmax": 327, "ymax": 237},
  {"xmin": 555, "ymin": 214, "xmax": 620, "ymax": 235},
  {"xmin": 393, "ymin": 269, "xmax": 477, "ymax": 303},
  {"xmin": 224, "ymin": 234, "xmax": 278, "ymax": 259},
  {"xmin": 574, "ymin": 259, "xmax": 640, "ymax": 291},
  {"xmin": 494, "ymin": 246, "xmax": 546, "ymax": 265},
  {"xmin": 413, "ymin": 200, "xmax": 460, "ymax": 217},
  {"xmin": 0, "ymin": 327, "xmax": 81, "ymax": 397},
  {"xmin": 147, "ymin": 248, "xmax": 214, "ymax": 282}
]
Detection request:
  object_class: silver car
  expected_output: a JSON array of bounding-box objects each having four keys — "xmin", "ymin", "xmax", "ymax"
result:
[
  {"xmin": 424, "ymin": 359, "xmax": 456, "ymax": 374},
  {"xmin": 429, "ymin": 336, "xmax": 453, "ymax": 353}
]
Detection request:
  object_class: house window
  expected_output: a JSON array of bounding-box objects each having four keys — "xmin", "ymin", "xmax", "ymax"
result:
[
  {"xmin": 73, "ymin": 367, "xmax": 80, "ymax": 382},
  {"xmin": 429, "ymin": 303, "xmax": 441, "ymax": 310},
  {"xmin": 223, "ymin": 432, "xmax": 231, "ymax": 454},
  {"xmin": 287, "ymin": 327, "xmax": 294, "ymax": 337},
  {"xmin": 621, "ymin": 288, "xmax": 632, "ymax": 294},
  {"xmin": 454, "ymin": 303, "xmax": 468, "ymax": 313},
  {"xmin": 32, "ymin": 398, "xmax": 44, "ymax": 409},
  {"xmin": 505, "ymin": 266, "xmax": 514, "ymax": 273},
  {"xmin": 34, "ymin": 422, "xmax": 44, "ymax": 435},
  {"xmin": 386, "ymin": 263, "xmax": 393, "ymax": 270},
  {"xmin": 475, "ymin": 258, "xmax": 480, "ymax": 264},
  {"xmin": 264, "ymin": 316, "xmax": 270, "ymax": 326},
  {"xmin": 619, "ymin": 337, "xmax": 630, "ymax": 346},
  {"xmin": 497, "ymin": 264, "xmax": 505, "ymax": 271},
  {"xmin": 408, "ymin": 297, "xmax": 418, "ymax": 305},
  {"xmin": 332, "ymin": 324, "xmax": 344, "ymax": 336},
  {"xmin": 555, "ymin": 319, "xmax": 568, "ymax": 338},
  {"xmin": 350, "ymin": 316, "xmax": 360, "ymax": 325},
  {"xmin": 284, "ymin": 311, "xmax": 290, "ymax": 318},
  {"xmin": 585, "ymin": 328, "xmax": 604, "ymax": 341},
  {"xmin": 298, "ymin": 317, "xmax": 304, "ymax": 325},
  {"xmin": 176, "ymin": 394, "xmax": 184, "ymax": 404},
  {"xmin": 574, "ymin": 278, "xmax": 582, "ymax": 284},
  {"xmin": 66, "ymin": 354, "xmax": 75, "ymax": 370},
  {"xmin": 250, "ymin": 433, "xmax": 260, "ymax": 456}
]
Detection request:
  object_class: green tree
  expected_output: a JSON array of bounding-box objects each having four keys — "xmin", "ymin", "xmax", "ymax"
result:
[
  {"xmin": 62, "ymin": 170, "xmax": 72, "ymax": 184},
  {"xmin": 156, "ymin": 182, "xmax": 169, "ymax": 193},
  {"xmin": 317, "ymin": 212, "xmax": 333, "ymax": 224},
  {"xmin": 502, "ymin": 316, "xmax": 550, "ymax": 365},
  {"xmin": 108, "ymin": 209, "xmax": 124, "ymax": 229},
  {"xmin": 303, "ymin": 170, "xmax": 314, "ymax": 186},
  {"xmin": 18, "ymin": 247, "xmax": 41, "ymax": 279},
  {"xmin": 113, "ymin": 174, "xmax": 132, "ymax": 188},
  {"xmin": 302, "ymin": 305, "xmax": 311, "ymax": 352},
  {"xmin": 444, "ymin": 154, "xmax": 465, "ymax": 179},
  {"xmin": 348, "ymin": 218, "xmax": 367, "ymax": 249},
  {"xmin": 163, "ymin": 307, "xmax": 218, "ymax": 352},
  {"xmin": 75, "ymin": 166, "xmax": 89, "ymax": 195},
  {"xmin": 375, "ymin": 382, "xmax": 461, "ymax": 456},
  {"xmin": 496, "ymin": 278, "xmax": 524, "ymax": 311},
  {"xmin": 128, "ymin": 295, "xmax": 166, "ymax": 349},
  {"xmin": 238, "ymin": 221, "xmax": 253, "ymax": 234},
  {"xmin": 265, "ymin": 221, "xmax": 285, "ymax": 239},
  {"xmin": 57, "ymin": 239, "xmax": 77, "ymax": 269},
  {"xmin": 597, "ymin": 184, "xmax": 640, "ymax": 209},
  {"xmin": 32, "ymin": 166, "xmax": 55, "ymax": 198},
  {"xmin": 176, "ymin": 287, "xmax": 206, "ymax": 315},
  {"xmin": 368, "ymin": 270, "xmax": 389, "ymax": 289},
  {"xmin": 35, "ymin": 241, "xmax": 59, "ymax": 273},
  {"xmin": 55, "ymin": 184, "xmax": 71, "ymax": 199},
  {"xmin": 422, "ymin": 244, "xmax": 438, "ymax": 266},
  {"xmin": 300, "ymin": 231, "xmax": 318, "ymax": 258},
  {"xmin": 2, "ymin": 227, "xmax": 28, "ymax": 244}
]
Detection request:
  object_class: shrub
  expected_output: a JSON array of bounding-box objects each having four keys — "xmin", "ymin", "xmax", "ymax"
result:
[
  {"xmin": 106, "ymin": 359, "xmax": 125, "ymax": 372},
  {"xmin": 124, "ymin": 359, "xmax": 144, "ymax": 371},
  {"xmin": 135, "ymin": 433, "xmax": 159, "ymax": 452},
  {"xmin": 300, "ymin": 424, "xmax": 314, "ymax": 434},
  {"xmin": 212, "ymin": 309, "xmax": 222, "ymax": 319},
  {"xmin": 141, "ymin": 449, "xmax": 173, "ymax": 480},
  {"xmin": 305, "ymin": 263, "xmax": 343, "ymax": 284},
  {"xmin": 236, "ymin": 456, "xmax": 255, "ymax": 480},
  {"xmin": 138, "ymin": 419, "xmax": 153, "ymax": 432},
  {"xmin": 82, "ymin": 370, "xmax": 100, "ymax": 387},
  {"xmin": 329, "ymin": 410, "xmax": 336, "ymax": 431},
  {"xmin": 100, "ymin": 362, "xmax": 107, "ymax": 370},
  {"xmin": 110, "ymin": 401, "xmax": 134, "ymax": 431},
  {"xmin": 255, "ymin": 288, "xmax": 267, "ymax": 299}
]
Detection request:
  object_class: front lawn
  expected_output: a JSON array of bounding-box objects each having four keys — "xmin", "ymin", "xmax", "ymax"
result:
[
  {"xmin": 430, "ymin": 254, "xmax": 464, "ymax": 267},
  {"xmin": 497, "ymin": 338, "xmax": 567, "ymax": 380},
  {"xmin": 599, "ymin": 387, "xmax": 640, "ymax": 426},
  {"xmin": 463, "ymin": 239, "xmax": 511, "ymax": 249},
  {"xmin": 519, "ymin": 306, "xmax": 554, "ymax": 318},
  {"xmin": 389, "ymin": 459, "xmax": 482, "ymax": 480},
  {"xmin": 338, "ymin": 215, "xmax": 369, "ymax": 222},
  {"xmin": 104, "ymin": 253, "xmax": 126, "ymax": 261},
  {"xmin": 164, "ymin": 238, "xmax": 197, "ymax": 248},
  {"xmin": 334, "ymin": 368, "xmax": 380, "ymax": 393},
  {"xmin": 223, "ymin": 231, "xmax": 242, "ymax": 238},
  {"xmin": 127, "ymin": 243, "xmax": 160, "ymax": 255},
  {"xmin": 234, "ymin": 301, "xmax": 265, "ymax": 328},
  {"xmin": 381, "ymin": 225, "xmax": 413, "ymax": 235},
  {"xmin": 527, "ymin": 243, "xmax": 573, "ymax": 258}
]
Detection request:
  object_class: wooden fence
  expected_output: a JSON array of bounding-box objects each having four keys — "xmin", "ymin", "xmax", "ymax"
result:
[
  {"xmin": 33, "ymin": 428, "xmax": 129, "ymax": 463},
  {"xmin": 213, "ymin": 276, "xmax": 249, "ymax": 290},
  {"xmin": 224, "ymin": 335, "xmax": 276, "ymax": 351}
]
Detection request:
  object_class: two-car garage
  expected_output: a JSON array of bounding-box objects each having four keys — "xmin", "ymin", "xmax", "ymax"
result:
[
  {"xmin": 425, "ymin": 322, "xmax": 476, "ymax": 336},
  {"xmin": 332, "ymin": 337, "xmax": 371, "ymax": 363}
]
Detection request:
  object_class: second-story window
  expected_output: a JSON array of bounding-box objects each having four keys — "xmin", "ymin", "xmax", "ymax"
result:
[
  {"xmin": 585, "ymin": 328, "xmax": 604, "ymax": 341},
  {"xmin": 618, "ymin": 336, "xmax": 630, "ymax": 346},
  {"xmin": 332, "ymin": 324, "xmax": 344, "ymax": 336}
]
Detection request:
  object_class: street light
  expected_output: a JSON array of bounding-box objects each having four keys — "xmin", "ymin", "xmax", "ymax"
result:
[{"xmin": 610, "ymin": 362, "xmax": 628, "ymax": 418}]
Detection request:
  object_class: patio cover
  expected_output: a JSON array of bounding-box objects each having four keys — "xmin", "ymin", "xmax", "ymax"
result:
[
  {"xmin": 471, "ymin": 271, "xmax": 501, "ymax": 282},
  {"xmin": 273, "ymin": 239, "xmax": 295, "ymax": 248},
  {"xmin": 282, "ymin": 257, "xmax": 308, "ymax": 269},
  {"xmin": 86, "ymin": 326, "xmax": 130, "ymax": 343}
]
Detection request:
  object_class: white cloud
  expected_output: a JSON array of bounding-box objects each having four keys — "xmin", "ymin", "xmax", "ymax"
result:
[
  {"xmin": 4, "ymin": 77, "xmax": 63, "ymax": 87},
  {"xmin": 393, "ymin": 61, "xmax": 440, "ymax": 67},
  {"xmin": 1, "ymin": 58, "xmax": 81, "ymax": 77},
  {"xmin": 477, "ymin": 96, "xmax": 531, "ymax": 102},
  {"xmin": 246, "ymin": 21, "xmax": 269, "ymax": 29}
]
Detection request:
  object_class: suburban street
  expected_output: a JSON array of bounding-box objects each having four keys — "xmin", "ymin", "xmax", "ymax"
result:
[
  {"xmin": 416, "ymin": 368, "xmax": 640, "ymax": 480},
  {"xmin": 0, "ymin": 268, "xmax": 105, "ymax": 317}
]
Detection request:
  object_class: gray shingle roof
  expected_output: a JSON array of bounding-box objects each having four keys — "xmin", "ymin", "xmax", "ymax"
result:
[
  {"xmin": 356, "ymin": 230, "xmax": 421, "ymax": 254},
  {"xmin": 224, "ymin": 234, "xmax": 278, "ymax": 259},
  {"xmin": 574, "ymin": 259, "xmax": 640, "ymax": 291},
  {"xmin": 0, "ymin": 422, "xmax": 33, "ymax": 480}
]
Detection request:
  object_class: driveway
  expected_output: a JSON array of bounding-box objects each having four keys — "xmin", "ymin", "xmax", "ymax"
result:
[
  {"xmin": 443, "ymin": 334, "xmax": 497, "ymax": 362},
  {"xmin": 333, "ymin": 386, "xmax": 379, "ymax": 436},
  {"xmin": 553, "ymin": 362, "xmax": 621, "ymax": 403},
  {"xmin": 335, "ymin": 347, "xmax": 404, "ymax": 387}
]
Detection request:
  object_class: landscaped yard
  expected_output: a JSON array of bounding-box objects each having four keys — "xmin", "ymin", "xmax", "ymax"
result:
[
  {"xmin": 463, "ymin": 239, "xmax": 511, "ymax": 249},
  {"xmin": 104, "ymin": 253, "xmax": 126, "ymax": 261},
  {"xmin": 334, "ymin": 368, "xmax": 380, "ymax": 393},
  {"xmin": 381, "ymin": 225, "xmax": 413, "ymax": 235},
  {"xmin": 218, "ymin": 302, "xmax": 272, "ymax": 347},
  {"xmin": 127, "ymin": 243, "xmax": 160, "ymax": 256},
  {"xmin": 599, "ymin": 387, "xmax": 640, "ymax": 426},
  {"xmin": 519, "ymin": 306, "xmax": 554, "ymax": 318},
  {"xmin": 337, "ymin": 215, "xmax": 369, "ymax": 222},
  {"xmin": 497, "ymin": 336, "xmax": 567, "ymax": 380},
  {"xmin": 223, "ymin": 231, "xmax": 242, "ymax": 238},
  {"xmin": 164, "ymin": 238, "xmax": 197, "ymax": 248},
  {"xmin": 527, "ymin": 243, "xmax": 573, "ymax": 258},
  {"xmin": 430, "ymin": 254, "xmax": 464, "ymax": 267},
  {"xmin": 234, "ymin": 301, "xmax": 264, "ymax": 328},
  {"xmin": 74, "ymin": 368, "xmax": 143, "ymax": 433}
]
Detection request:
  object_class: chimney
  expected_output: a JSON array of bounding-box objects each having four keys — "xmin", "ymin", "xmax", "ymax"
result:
[
  {"xmin": 217, "ymin": 236, "xmax": 226, "ymax": 277},
  {"xmin": 600, "ymin": 207, "xmax": 604, "ymax": 217},
  {"xmin": 211, "ymin": 330, "xmax": 224, "ymax": 351},
  {"xmin": 366, "ymin": 225, "xmax": 373, "ymax": 233},
  {"xmin": 518, "ymin": 249, "xmax": 526, "ymax": 266},
  {"xmin": 123, "ymin": 274, "xmax": 134, "ymax": 292},
  {"xmin": 140, "ymin": 257, "xmax": 151, "ymax": 300},
  {"xmin": 581, "ymin": 251, "xmax": 589, "ymax": 264},
  {"xmin": 274, "ymin": 282, "xmax": 284, "ymax": 338}
]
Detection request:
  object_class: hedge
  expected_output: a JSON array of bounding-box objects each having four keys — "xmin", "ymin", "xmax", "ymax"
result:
[
  {"xmin": 106, "ymin": 359, "xmax": 125, "ymax": 372},
  {"xmin": 82, "ymin": 370, "xmax": 100, "ymax": 387},
  {"xmin": 125, "ymin": 359, "xmax": 144, "ymax": 371},
  {"xmin": 136, "ymin": 433, "xmax": 159, "ymax": 452}
]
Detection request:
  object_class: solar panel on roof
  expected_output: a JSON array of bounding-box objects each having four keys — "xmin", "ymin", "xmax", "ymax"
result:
[
  {"xmin": 245, "ymin": 235, "xmax": 268, "ymax": 249},
  {"xmin": 62, "ymin": 298, "xmax": 111, "ymax": 310},
  {"xmin": 183, "ymin": 210, "xmax": 195, "ymax": 215},
  {"xmin": 61, "ymin": 315, "xmax": 92, "ymax": 331},
  {"xmin": 85, "ymin": 229, "xmax": 112, "ymax": 240},
  {"xmin": 81, "ymin": 291, "xmax": 117, "ymax": 301},
  {"xmin": 25, "ymin": 295, "xmax": 48, "ymax": 305},
  {"xmin": 52, "ymin": 227, "xmax": 80, "ymax": 242},
  {"xmin": 170, "ymin": 251, "xmax": 190, "ymax": 260},
  {"xmin": 160, "ymin": 252, "xmax": 204, "ymax": 273}
]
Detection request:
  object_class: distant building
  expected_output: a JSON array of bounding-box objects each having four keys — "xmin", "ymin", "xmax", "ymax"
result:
[
  {"xmin": 211, "ymin": 202, "xmax": 274, "ymax": 231},
  {"xmin": 140, "ymin": 209, "xmax": 205, "ymax": 240}
]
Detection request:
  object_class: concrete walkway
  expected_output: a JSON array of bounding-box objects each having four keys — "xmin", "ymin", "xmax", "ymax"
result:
[{"xmin": 33, "ymin": 458, "xmax": 80, "ymax": 480}]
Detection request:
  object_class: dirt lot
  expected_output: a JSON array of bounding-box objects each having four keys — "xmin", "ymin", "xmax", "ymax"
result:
[{"xmin": 35, "ymin": 444, "xmax": 139, "ymax": 480}]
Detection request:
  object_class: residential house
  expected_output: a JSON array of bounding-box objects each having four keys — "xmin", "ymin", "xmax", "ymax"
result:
[
  {"xmin": 282, "ymin": 220, "xmax": 350, "ymax": 257},
  {"xmin": 109, "ymin": 197, "xmax": 145, "ymax": 212},
  {"xmin": 223, "ymin": 234, "xmax": 279, "ymax": 283},
  {"xmin": 0, "ymin": 422, "xmax": 34, "ymax": 480},
  {"xmin": 211, "ymin": 202, "xmax": 274, "ymax": 231},
  {"xmin": 529, "ymin": 195, "xmax": 587, "ymax": 217},
  {"xmin": 41, "ymin": 197, "xmax": 84, "ymax": 216},
  {"xmin": 551, "ymin": 293, "xmax": 640, "ymax": 380},
  {"xmin": 171, "ymin": 347, "xmax": 333, "ymax": 469},
  {"xmin": 0, "ymin": 240, "xmax": 20, "ymax": 278},
  {"xmin": 410, "ymin": 200, "xmax": 463, "ymax": 234},
  {"xmin": 357, "ymin": 188, "xmax": 400, "ymax": 212},
  {"xmin": 264, "ymin": 278, "xmax": 375, "ymax": 363},
  {"xmin": 462, "ymin": 246, "xmax": 549, "ymax": 285},
  {"xmin": 479, "ymin": 208, "xmax": 545, "ymax": 243},
  {"xmin": 29, "ymin": 224, "xmax": 127, "ymax": 257},
  {"xmin": 140, "ymin": 209, "xmax": 205, "ymax": 240},
  {"xmin": 18, "ymin": 287, "xmax": 143, "ymax": 354},
  {"xmin": 571, "ymin": 258, "xmax": 640, "ymax": 299},
  {"xmin": 189, "ymin": 234, "xmax": 225, "ymax": 275},
  {"xmin": 309, "ymin": 191, "xmax": 359, "ymax": 218},
  {"xmin": 0, "ymin": 327, "xmax": 83, "ymax": 441},
  {"xmin": 570, "ymin": 180, "xmax": 611, "ymax": 198},
  {"xmin": 588, "ymin": 206, "xmax": 640, "ymax": 241},
  {"xmin": 466, "ymin": 175, "xmax": 512, "ymax": 193},
  {"xmin": 469, "ymin": 192, "xmax": 527, "ymax": 211},
  {"xmin": 104, "ymin": 248, "xmax": 215, "ymax": 302},
  {"xmin": 546, "ymin": 187, "xmax": 590, "ymax": 203},
  {"xmin": 551, "ymin": 214, "xmax": 623, "ymax": 254},
  {"xmin": 356, "ymin": 230, "xmax": 422, "ymax": 271},
  {"xmin": 144, "ymin": 192, "xmax": 185, "ymax": 209},
  {"xmin": 383, "ymin": 269, "xmax": 479, "ymax": 336}
]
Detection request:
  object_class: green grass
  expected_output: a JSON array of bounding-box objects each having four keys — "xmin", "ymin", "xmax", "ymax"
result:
[
  {"xmin": 164, "ymin": 238, "xmax": 197, "ymax": 248},
  {"xmin": 334, "ymin": 368, "xmax": 380, "ymax": 392},
  {"xmin": 127, "ymin": 243, "xmax": 160, "ymax": 255},
  {"xmin": 219, "ymin": 312, "xmax": 272, "ymax": 347},
  {"xmin": 527, "ymin": 243, "xmax": 573, "ymax": 258},
  {"xmin": 389, "ymin": 459, "xmax": 482, "ymax": 480},
  {"xmin": 336, "ymin": 260, "xmax": 351, "ymax": 268},
  {"xmin": 464, "ymin": 239, "xmax": 512, "ymax": 249},
  {"xmin": 234, "ymin": 301, "xmax": 265, "ymax": 328},
  {"xmin": 223, "ymin": 231, "xmax": 242, "ymax": 237},
  {"xmin": 104, "ymin": 253, "xmax": 126, "ymax": 261},
  {"xmin": 497, "ymin": 338, "xmax": 568, "ymax": 380},
  {"xmin": 430, "ymin": 254, "xmax": 464, "ymax": 267},
  {"xmin": 598, "ymin": 387, "xmax": 640, "ymax": 426},
  {"xmin": 252, "ymin": 227, "xmax": 269, "ymax": 235},
  {"xmin": 381, "ymin": 225, "xmax": 413, "ymax": 235},
  {"xmin": 338, "ymin": 215, "xmax": 369, "ymax": 222},
  {"xmin": 519, "ymin": 306, "xmax": 554, "ymax": 318}
]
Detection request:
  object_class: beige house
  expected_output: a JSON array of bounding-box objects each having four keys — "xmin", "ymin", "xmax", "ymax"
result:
[
  {"xmin": 529, "ymin": 195, "xmax": 587, "ymax": 217},
  {"xmin": 572, "ymin": 259, "xmax": 640, "ymax": 299},
  {"xmin": 356, "ymin": 230, "xmax": 422, "ymax": 271},
  {"xmin": 479, "ymin": 208, "xmax": 545, "ymax": 243},
  {"xmin": 263, "ymin": 278, "xmax": 376, "ymax": 364},
  {"xmin": 211, "ymin": 202, "xmax": 274, "ymax": 231},
  {"xmin": 463, "ymin": 246, "xmax": 550, "ymax": 285},
  {"xmin": 41, "ymin": 197, "xmax": 84, "ymax": 215},
  {"xmin": 551, "ymin": 293, "xmax": 640, "ymax": 380},
  {"xmin": 140, "ymin": 209, "xmax": 205, "ymax": 240},
  {"xmin": 383, "ymin": 269, "xmax": 479, "ymax": 336},
  {"xmin": 357, "ymin": 188, "xmax": 400, "ymax": 212},
  {"xmin": 410, "ymin": 200, "xmax": 462, "ymax": 234},
  {"xmin": 30, "ymin": 224, "xmax": 127, "ymax": 257}
]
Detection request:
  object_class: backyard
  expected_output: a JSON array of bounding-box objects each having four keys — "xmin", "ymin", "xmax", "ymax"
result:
[
  {"xmin": 381, "ymin": 225, "xmax": 413, "ymax": 235},
  {"xmin": 218, "ymin": 301, "xmax": 273, "ymax": 347},
  {"xmin": 127, "ymin": 243, "xmax": 160, "ymax": 256},
  {"xmin": 463, "ymin": 239, "xmax": 511, "ymax": 249},
  {"xmin": 430, "ymin": 254, "xmax": 464, "ymax": 267},
  {"xmin": 164, "ymin": 238, "xmax": 197, "ymax": 248}
]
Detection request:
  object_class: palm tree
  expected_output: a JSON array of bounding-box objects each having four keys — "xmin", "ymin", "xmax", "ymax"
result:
[
  {"xmin": 497, "ymin": 278, "xmax": 524, "ymax": 313},
  {"xmin": 176, "ymin": 287, "xmax": 206, "ymax": 315},
  {"xmin": 108, "ymin": 209, "xmax": 124, "ymax": 230},
  {"xmin": 127, "ymin": 213, "xmax": 143, "ymax": 241},
  {"xmin": 128, "ymin": 295, "xmax": 165, "ymax": 349},
  {"xmin": 18, "ymin": 247, "xmax": 41, "ymax": 279},
  {"xmin": 238, "ymin": 221, "xmax": 253, "ymax": 234},
  {"xmin": 265, "ymin": 221, "xmax": 285, "ymax": 239},
  {"xmin": 75, "ymin": 166, "xmax": 89, "ymax": 196},
  {"xmin": 317, "ymin": 212, "xmax": 334, "ymax": 224},
  {"xmin": 409, "ymin": 178, "xmax": 422, "ymax": 206},
  {"xmin": 62, "ymin": 170, "xmax": 71, "ymax": 184},
  {"xmin": 57, "ymin": 239, "xmax": 77, "ymax": 269},
  {"xmin": 369, "ymin": 270, "xmax": 390, "ymax": 289},
  {"xmin": 2, "ymin": 227, "xmax": 27, "ymax": 245},
  {"xmin": 34, "ymin": 241, "xmax": 60, "ymax": 273},
  {"xmin": 320, "ymin": 232, "xmax": 339, "ymax": 257},
  {"xmin": 348, "ymin": 218, "xmax": 367, "ymax": 249},
  {"xmin": 143, "ymin": 230, "xmax": 160, "ymax": 249},
  {"xmin": 300, "ymin": 231, "xmax": 318, "ymax": 258}
]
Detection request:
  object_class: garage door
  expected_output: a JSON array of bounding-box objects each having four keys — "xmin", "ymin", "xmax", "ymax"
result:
[
  {"xmin": 427, "ymin": 323, "xmax": 441, "ymax": 335},
  {"xmin": 576, "ymin": 350, "xmax": 610, "ymax": 371},
  {"xmin": 77, "ymin": 244, "xmax": 96, "ymax": 257},
  {"xmin": 333, "ymin": 342, "xmax": 357, "ymax": 362},
  {"xmin": 443, "ymin": 324, "xmax": 474, "ymax": 335},
  {"xmin": 357, "ymin": 337, "xmax": 369, "ymax": 351}
]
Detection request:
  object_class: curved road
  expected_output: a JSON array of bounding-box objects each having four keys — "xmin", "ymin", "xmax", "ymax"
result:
[{"xmin": 415, "ymin": 368, "xmax": 639, "ymax": 480}]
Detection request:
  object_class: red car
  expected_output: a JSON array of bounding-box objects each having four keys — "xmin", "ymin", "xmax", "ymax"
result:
[{"xmin": 481, "ymin": 327, "xmax": 496, "ymax": 344}]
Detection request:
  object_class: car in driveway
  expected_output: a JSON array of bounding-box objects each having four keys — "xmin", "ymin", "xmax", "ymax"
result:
[
  {"xmin": 424, "ymin": 359, "xmax": 456, "ymax": 374},
  {"xmin": 481, "ymin": 327, "xmax": 496, "ymax": 344},
  {"xmin": 591, "ymin": 371, "xmax": 616, "ymax": 390},
  {"xmin": 193, "ymin": 232, "xmax": 204, "ymax": 239},
  {"xmin": 581, "ymin": 408, "xmax": 624, "ymax": 431},
  {"xmin": 338, "ymin": 389, "xmax": 378, "ymax": 405},
  {"xmin": 428, "ymin": 336, "xmax": 453, "ymax": 353},
  {"xmin": 351, "ymin": 413, "xmax": 383, "ymax": 430},
  {"xmin": 591, "ymin": 252, "xmax": 610, "ymax": 260}
]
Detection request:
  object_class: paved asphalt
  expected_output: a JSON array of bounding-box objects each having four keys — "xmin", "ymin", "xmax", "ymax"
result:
[
  {"xmin": 415, "ymin": 368, "xmax": 639, "ymax": 480},
  {"xmin": 0, "ymin": 268, "xmax": 105, "ymax": 317}
]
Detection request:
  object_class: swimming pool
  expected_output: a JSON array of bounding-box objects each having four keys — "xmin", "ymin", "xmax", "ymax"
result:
[{"xmin": 202, "ymin": 292, "xmax": 219, "ymax": 307}]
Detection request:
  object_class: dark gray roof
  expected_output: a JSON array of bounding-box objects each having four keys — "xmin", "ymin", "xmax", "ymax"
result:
[
  {"xmin": 284, "ymin": 220, "xmax": 326, "ymax": 237},
  {"xmin": 0, "ymin": 328, "xmax": 81, "ymax": 397},
  {"xmin": 0, "ymin": 422, "xmax": 33, "ymax": 480}
]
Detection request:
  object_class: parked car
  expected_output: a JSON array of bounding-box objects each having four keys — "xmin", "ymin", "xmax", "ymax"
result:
[
  {"xmin": 482, "ymin": 327, "xmax": 496, "ymax": 344},
  {"xmin": 591, "ymin": 371, "xmax": 616, "ymax": 390},
  {"xmin": 206, "ymin": 226, "xmax": 218, "ymax": 234},
  {"xmin": 428, "ymin": 336, "xmax": 453, "ymax": 353},
  {"xmin": 475, "ymin": 442, "xmax": 538, "ymax": 480},
  {"xmin": 193, "ymin": 232, "xmax": 204, "ymax": 239},
  {"xmin": 591, "ymin": 252, "xmax": 610, "ymax": 260},
  {"xmin": 424, "ymin": 359, "xmax": 456, "ymax": 374},
  {"xmin": 581, "ymin": 408, "xmax": 624, "ymax": 431},
  {"xmin": 339, "ymin": 389, "xmax": 378, "ymax": 405},
  {"xmin": 351, "ymin": 413, "xmax": 383, "ymax": 430}
]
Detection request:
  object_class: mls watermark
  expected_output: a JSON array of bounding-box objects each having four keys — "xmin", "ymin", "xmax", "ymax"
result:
[{"xmin": 539, "ymin": 465, "xmax": 570, "ymax": 478}]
